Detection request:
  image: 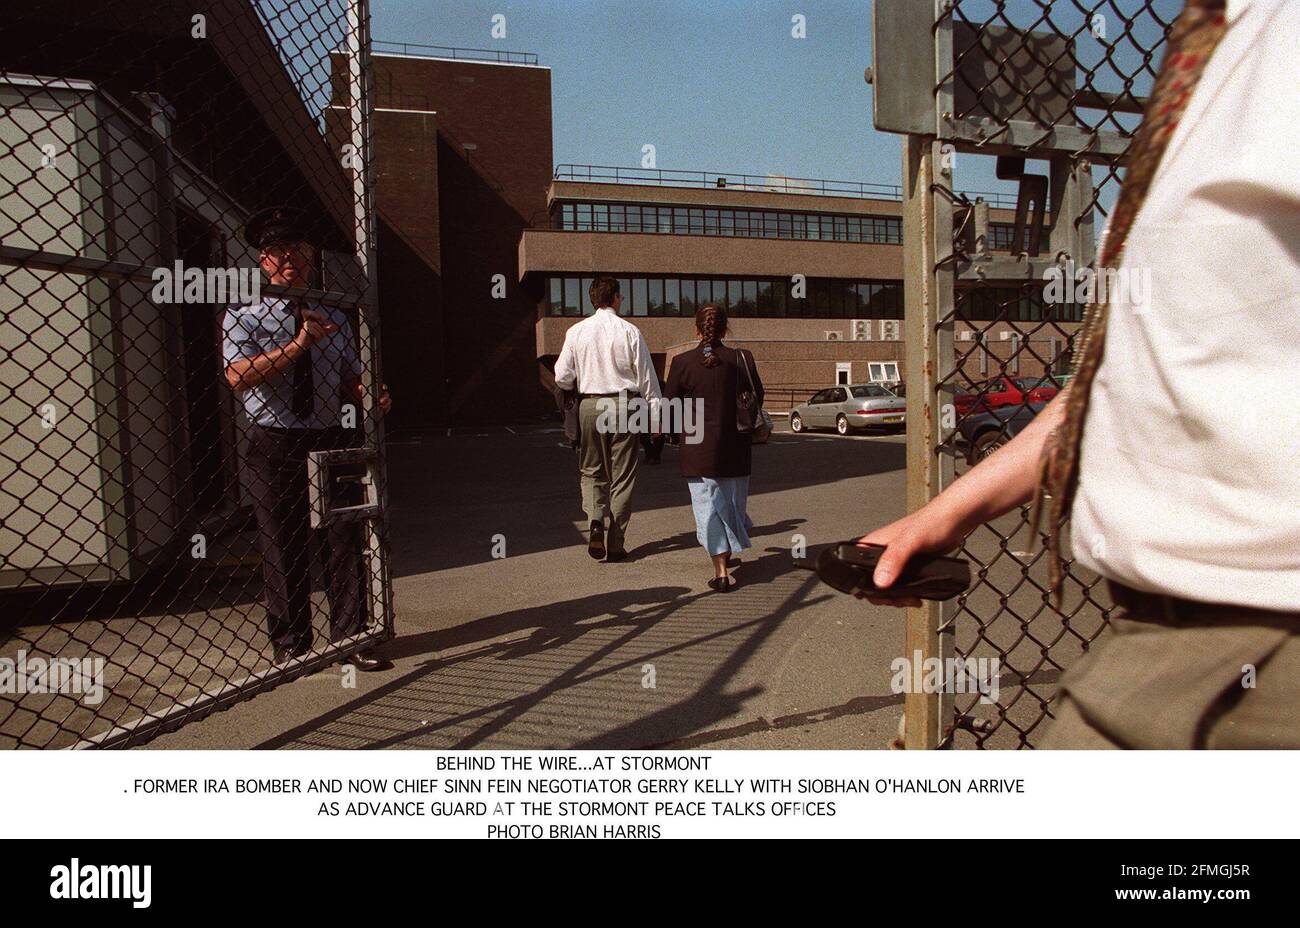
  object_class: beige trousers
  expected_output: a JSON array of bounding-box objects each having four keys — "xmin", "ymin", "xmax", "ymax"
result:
[
  {"xmin": 1043, "ymin": 596, "xmax": 1299, "ymax": 749},
  {"xmin": 577, "ymin": 396, "xmax": 640, "ymax": 549}
]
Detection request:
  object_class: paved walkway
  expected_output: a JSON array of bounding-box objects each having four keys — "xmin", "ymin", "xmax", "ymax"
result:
[
  {"xmin": 152, "ymin": 424, "xmax": 917, "ymax": 748},
  {"xmin": 152, "ymin": 422, "xmax": 1108, "ymax": 750}
]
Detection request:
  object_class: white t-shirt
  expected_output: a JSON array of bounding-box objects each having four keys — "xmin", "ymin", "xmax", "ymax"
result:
[{"xmin": 1071, "ymin": 0, "xmax": 1300, "ymax": 610}]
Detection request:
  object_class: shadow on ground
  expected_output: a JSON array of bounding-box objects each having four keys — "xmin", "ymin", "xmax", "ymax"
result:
[{"xmin": 256, "ymin": 548, "xmax": 868, "ymax": 749}]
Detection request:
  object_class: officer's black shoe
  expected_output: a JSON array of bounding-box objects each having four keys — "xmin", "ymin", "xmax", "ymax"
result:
[
  {"xmin": 588, "ymin": 521, "xmax": 606, "ymax": 560},
  {"xmin": 273, "ymin": 642, "xmax": 311, "ymax": 666},
  {"xmin": 342, "ymin": 649, "xmax": 393, "ymax": 672}
]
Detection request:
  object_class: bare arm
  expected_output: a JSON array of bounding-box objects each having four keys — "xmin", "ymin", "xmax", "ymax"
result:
[
  {"xmin": 225, "ymin": 339, "xmax": 306, "ymax": 392},
  {"xmin": 224, "ymin": 309, "xmax": 335, "ymax": 393},
  {"xmin": 860, "ymin": 390, "xmax": 1069, "ymax": 592}
]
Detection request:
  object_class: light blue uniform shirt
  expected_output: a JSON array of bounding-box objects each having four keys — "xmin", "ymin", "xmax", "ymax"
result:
[{"xmin": 222, "ymin": 297, "xmax": 362, "ymax": 430}]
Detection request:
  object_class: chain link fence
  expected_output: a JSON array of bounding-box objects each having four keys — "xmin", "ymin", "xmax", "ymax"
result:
[
  {"xmin": 874, "ymin": 0, "xmax": 1175, "ymax": 747},
  {"xmin": 0, "ymin": 0, "xmax": 391, "ymax": 748}
]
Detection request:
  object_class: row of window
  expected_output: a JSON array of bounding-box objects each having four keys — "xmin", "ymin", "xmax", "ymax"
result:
[
  {"xmin": 555, "ymin": 202, "xmax": 1024, "ymax": 252},
  {"xmin": 545, "ymin": 276, "xmax": 905, "ymax": 319},
  {"xmin": 963, "ymin": 288, "xmax": 1085, "ymax": 323},
  {"xmin": 556, "ymin": 202, "xmax": 904, "ymax": 244},
  {"xmin": 544, "ymin": 276, "xmax": 1084, "ymax": 323}
]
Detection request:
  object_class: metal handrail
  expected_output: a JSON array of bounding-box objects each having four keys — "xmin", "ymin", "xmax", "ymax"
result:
[
  {"xmin": 554, "ymin": 164, "xmax": 902, "ymax": 200},
  {"xmin": 372, "ymin": 41, "xmax": 539, "ymax": 65},
  {"xmin": 553, "ymin": 164, "xmax": 1021, "ymax": 209}
]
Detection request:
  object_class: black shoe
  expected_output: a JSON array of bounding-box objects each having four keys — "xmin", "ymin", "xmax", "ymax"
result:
[
  {"xmin": 707, "ymin": 576, "xmax": 736, "ymax": 593},
  {"xmin": 342, "ymin": 649, "xmax": 393, "ymax": 672},
  {"xmin": 605, "ymin": 546, "xmax": 628, "ymax": 562},
  {"xmin": 273, "ymin": 643, "xmax": 310, "ymax": 666},
  {"xmin": 588, "ymin": 520, "xmax": 606, "ymax": 560}
]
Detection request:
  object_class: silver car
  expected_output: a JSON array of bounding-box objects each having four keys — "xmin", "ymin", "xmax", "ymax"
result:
[{"xmin": 789, "ymin": 384, "xmax": 906, "ymax": 435}]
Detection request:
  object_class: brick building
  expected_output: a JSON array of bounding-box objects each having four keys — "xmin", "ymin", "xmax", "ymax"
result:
[
  {"xmin": 361, "ymin": 44, "xmax": 553, "ymax": 427},
  {"xmin": 365, "ymin": 43, "xmax": 1080, "ymax": 424}
]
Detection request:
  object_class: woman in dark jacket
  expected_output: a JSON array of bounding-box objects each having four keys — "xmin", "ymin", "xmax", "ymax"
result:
[{"xmin": 664, "ymin": 304, "xmax": 764, "ymax": 592}]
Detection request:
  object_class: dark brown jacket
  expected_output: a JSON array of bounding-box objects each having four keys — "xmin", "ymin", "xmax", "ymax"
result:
[{"xmin": 664, "ymin": 342, "xmax": 764, "ymax": 479}]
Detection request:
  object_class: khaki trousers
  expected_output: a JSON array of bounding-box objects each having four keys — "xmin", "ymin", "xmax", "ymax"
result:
[
  {"xmin": 1043, "ymin": 589, "xmax": 1299, "ymax": 749},
  {"xmin": 577, "ymin": 395, "xmax": 640, "ymax": 549}
]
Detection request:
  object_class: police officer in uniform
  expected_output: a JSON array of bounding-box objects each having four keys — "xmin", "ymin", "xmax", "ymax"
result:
[{"xmin": 222, "ymin": 206, "xmax": 392, "ymax": 670}]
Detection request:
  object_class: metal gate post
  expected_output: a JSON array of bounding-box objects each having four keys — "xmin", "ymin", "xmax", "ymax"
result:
[
  {"xmin": 347, "ymin": 0, "xmax": 394, "ymax": 643},
  {"xmin": 901, "ymin": 134, "xmax": 957, "ymax": 749}
]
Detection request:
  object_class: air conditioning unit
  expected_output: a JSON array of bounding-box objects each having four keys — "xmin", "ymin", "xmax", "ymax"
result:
[
  {"xmin": 825, "ymin": 330, "xmax": 843, "ymax": 341},
  {"xmin": 1000, "ymin": 331, "xmax": 1014, "ymax": 340},
  {"xmin": 879, "ymin": 320, "xmax": 901, "ymax": 340},
  {"xmin": 850, "ymin": 319, "xmax": 871, "ymax": 341},
  {"xmin": 958, "ymin": 330, "xmax": 974, "ymax": 341}
]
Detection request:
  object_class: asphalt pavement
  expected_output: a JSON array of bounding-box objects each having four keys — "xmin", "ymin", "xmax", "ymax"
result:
[
  {"xmin": 152, "ymin": 422, "xmax": 918, "ymax": 749},
  {"xmin": 152, "ymin": 418, "xmax": 1110, "ymax": 750}
]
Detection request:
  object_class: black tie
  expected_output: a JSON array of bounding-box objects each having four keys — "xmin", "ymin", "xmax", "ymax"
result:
[{"xmin": 290, "ymin": 300, "xmax": 314, "ymax": 420}]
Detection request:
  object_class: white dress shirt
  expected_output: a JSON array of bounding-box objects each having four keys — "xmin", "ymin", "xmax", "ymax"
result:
[
  {"xmin": 553, "ymin": 307, "xmax": 663, "ymax": 408},
  {"xmin": 1071, "ymin": 0, "xmax": 1300, "ymax": 610}
]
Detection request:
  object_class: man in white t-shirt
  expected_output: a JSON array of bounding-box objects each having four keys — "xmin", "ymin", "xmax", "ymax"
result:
[{"xmin": 860, "ymin": 0, "xmax": 1298, "ymax": 748}]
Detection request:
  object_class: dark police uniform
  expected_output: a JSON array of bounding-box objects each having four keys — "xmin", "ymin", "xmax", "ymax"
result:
[{"xmin": 222, "ymin": 207, "xmax": 367, "ymax": 660}]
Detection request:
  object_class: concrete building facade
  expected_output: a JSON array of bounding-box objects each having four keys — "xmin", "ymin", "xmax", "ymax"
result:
[{"xmin": 521, "ymin": 172, "xmax": 1080, "ymax": 408}]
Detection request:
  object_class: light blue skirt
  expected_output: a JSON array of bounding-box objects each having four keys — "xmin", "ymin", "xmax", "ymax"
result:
[{"xmin": 687, "ymin": 476, "xmax": 753, "ymax": 557}]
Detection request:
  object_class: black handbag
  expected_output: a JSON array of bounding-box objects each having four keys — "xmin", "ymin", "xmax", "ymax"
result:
[{"xmin": 735, "ymin": 349, "xmax": 771, "ymax": 442}]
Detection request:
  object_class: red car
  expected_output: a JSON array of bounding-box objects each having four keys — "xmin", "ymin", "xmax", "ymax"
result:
[{"xmin": 954, "ymin": 375, "xmax": 1060, "ymax": 417}]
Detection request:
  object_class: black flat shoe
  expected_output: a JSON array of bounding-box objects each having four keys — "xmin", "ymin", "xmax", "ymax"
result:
[
  {"xmin": 587, "ymin": 520, "xmax": 606, "ymax": 560},
  {"xmin": 342, "ymin": 649, "xmax": 393, "ymax": 672},
  {"xmin": 707, "ymin": 576, "xmax": 736, "ymax": 593}
]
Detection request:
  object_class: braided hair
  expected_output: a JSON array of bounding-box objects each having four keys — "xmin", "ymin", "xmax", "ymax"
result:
[{"xmin": 696, "ymin": 303, "xmax": 728, "ymax": 367}]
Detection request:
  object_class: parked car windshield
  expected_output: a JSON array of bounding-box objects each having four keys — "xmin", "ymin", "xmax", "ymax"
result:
[{"xmin": 849, "ymin": 385, "xmax": 892, "ymax": 398}]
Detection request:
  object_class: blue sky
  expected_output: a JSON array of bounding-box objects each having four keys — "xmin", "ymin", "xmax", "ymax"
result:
[{"xmin": 371, "ymin": 0, "xmax": 1175, "ymax": 202}]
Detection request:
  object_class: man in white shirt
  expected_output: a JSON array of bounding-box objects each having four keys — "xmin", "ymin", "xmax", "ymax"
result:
[
  {"xmin": 859, "ymin": 0, "xmax": 1298, "ymax": 747},
  {"xmin": 554, "ymin": 277, "xmax": 663, "ymax": 561}
]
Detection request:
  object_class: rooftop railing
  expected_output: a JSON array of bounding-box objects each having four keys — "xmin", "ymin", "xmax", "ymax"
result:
[
  {"xmin": 553, "ymin": 164, "xmax": 1021, "ymax": 210},
  {"xmin": 373, "ymin": 41, "xmax": 540, "ymax": 66}
]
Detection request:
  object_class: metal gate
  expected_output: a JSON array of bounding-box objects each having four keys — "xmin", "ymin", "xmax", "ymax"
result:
[
  {"xmin": 0, "ymin": 0, "xmax": 391, "ymax": 748},
  {"xmin": 871, "ymin": 0, "xmax": 1174, "ymax": 747}
]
